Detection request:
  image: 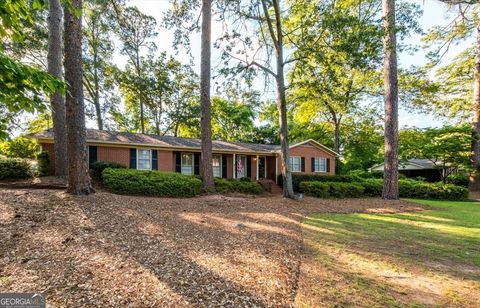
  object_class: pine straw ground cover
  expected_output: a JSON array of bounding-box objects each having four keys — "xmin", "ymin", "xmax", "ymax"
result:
[{"xmin": 1, "ymin": 188, "xmax": 424, "ymax": 307}]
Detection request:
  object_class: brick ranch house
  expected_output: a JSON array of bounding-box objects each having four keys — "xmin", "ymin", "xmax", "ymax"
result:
[{"xmin": 32, "ymin": 129, "xmax": 338, "ymax": 183}]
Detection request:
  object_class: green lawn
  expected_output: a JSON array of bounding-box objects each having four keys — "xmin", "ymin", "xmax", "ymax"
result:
[{"xmin": 297, "ymin": 200, "xmax": 480, "ymax": 307}]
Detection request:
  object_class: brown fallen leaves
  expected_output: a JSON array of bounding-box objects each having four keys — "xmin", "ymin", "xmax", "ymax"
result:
[{"xmin": 0, "ymin": 188, "xmax": 423, "ymax": 307}]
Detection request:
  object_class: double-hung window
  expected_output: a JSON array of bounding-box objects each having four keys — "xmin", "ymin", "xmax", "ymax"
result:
[
  {"xmin": 137, "ymin": 149, "xmax": 152, "ymax": 170},
  {"xmin": 181, "ymin": 153, "xmax": 193, "ymax": 175},
  {"xmin": 288, "ymin": 156, "xmax": 301, "ymax": 172},
  {"xmin": 313, "ymin": 157, "xmax": 327, "ymax": 172},
  {"xmin": 212, "ymin": 155, "xmax": 221, "ymax": 177}
]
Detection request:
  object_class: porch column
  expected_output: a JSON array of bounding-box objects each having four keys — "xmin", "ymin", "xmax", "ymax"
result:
[
  {"xmin": 256, "ymin": 155, "xmax": 259, "ymax": 180},
  {"xmin": 233, "ymin": 153, "xmax": 236, "ymax": 179},
  {"xmin": 265, "ymin": 157, "xmax": 267, "ymax": 180}
]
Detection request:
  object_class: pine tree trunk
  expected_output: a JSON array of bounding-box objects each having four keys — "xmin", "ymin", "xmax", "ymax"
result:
[
  {"xmin": 64, "ymin": 0, "xmax": 94, "ymax": 195},
  {"xmin": 200, "ymin": 0, "xmax": 215, "ymax": 192},
  {"xmin": 47, "ymin": 0, "xmax": 68, "ymax": 177},
  {"xmin": 470, "ymin": 26, "xmax": 480, "ymax": 191},
  {"xmin": 382, "ymin": 0, "xmax": 399, "ymax": 200}
]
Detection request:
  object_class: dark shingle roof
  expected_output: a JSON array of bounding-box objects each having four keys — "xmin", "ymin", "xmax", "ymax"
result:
[{"xmin": 31, "ymin": 129, "xmax": 281, "ymax": 154}]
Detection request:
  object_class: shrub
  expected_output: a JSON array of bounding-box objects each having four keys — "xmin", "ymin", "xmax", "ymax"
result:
[
  {"xmin": 36, "ymin": 151, "xmax": 50, "ymax": 176},
  {"xmin": 292, "ymin": 174, "xmax": 362, "ymax": 191},
  {"xmin": 299, "ymin": 178, "xmax": 467, "ymax": 200},
  {"xmin": 361, "ymin": 178, "xmax": 383, "ymax": 197},
  {"xmin": 300, "ymin": 181, "xmax": 365, "ymax": 198},
  {"xmin": 398, "ymin": 180, "xmax": 468, "ymax": 200},
  {"xmin": 0, "ymin": 158, "xmax": 33, "ymax": 180},
  {"xmin": 0, "ymin": 137, "xmax": 40, "ymax": 159},
  {"xmin": 92, "ymin": 161, "xmax": 126, "ymax": 180},
  {"xmin": 214, "ymin": 178, "xmax": 264, "ymax": 194},
  {"xmin": 102, "ymin": 168, "xmax": 202, "ymax": 197},
  {"xmin": 445, "ymin": 174, "xmax": 469, "ymax": 188}
]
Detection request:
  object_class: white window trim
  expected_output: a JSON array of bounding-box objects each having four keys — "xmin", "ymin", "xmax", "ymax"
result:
[
  {"xmin": 181, "ymin": 152, "xmax": 194, "ymax": 175},
  {"xmin": 314, "ymin": 157, "xmax": 327, "ymax": 173},
  {"xmin": 212, "ymin": 154, "xmax": 222, "ymax": 178},
  {"xmin": 137, "ymin": 148, "xmax": 152, "ymax": 170},
  {"xmin": 289, "ymin": 156, "xmax": 302, "ymax": 173}
]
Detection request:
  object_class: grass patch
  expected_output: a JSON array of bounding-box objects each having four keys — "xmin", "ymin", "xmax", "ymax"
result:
[{"xmin": 299, "ymin": 199, "xmax": 480, "ymax": 307}]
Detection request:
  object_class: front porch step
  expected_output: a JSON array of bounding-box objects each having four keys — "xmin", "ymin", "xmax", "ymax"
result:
[{"xmin": 257, "ymin": 179, "xmax": 283, "ymax": 194}]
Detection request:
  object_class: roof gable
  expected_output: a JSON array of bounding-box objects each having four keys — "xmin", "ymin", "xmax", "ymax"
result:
[{"xmin": 289, "ymin": 139, "xmax": 339, "ymax": 157}]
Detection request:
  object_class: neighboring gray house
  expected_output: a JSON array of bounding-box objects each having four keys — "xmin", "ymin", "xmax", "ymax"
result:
[{"xmin": 370, "ymin": 158, "xmax": 451, "ymax": 182}]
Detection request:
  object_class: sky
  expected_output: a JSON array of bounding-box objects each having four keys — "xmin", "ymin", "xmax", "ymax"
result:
[{"xmin": 112, "ymin": 0, "xmax": 475, "ymax": 129}]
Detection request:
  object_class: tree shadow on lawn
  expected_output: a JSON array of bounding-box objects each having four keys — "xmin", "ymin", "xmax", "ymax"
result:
[{"xmin": 298, "ymin": 208, "xmax": 480, "ymax": 307}]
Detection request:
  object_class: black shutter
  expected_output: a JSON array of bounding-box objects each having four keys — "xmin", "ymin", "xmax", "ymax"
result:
[
  {"xmin": 311, "ymin": 157, "xmax": 315, "ymax": 172},
  {"xmin": 247, "ymin": 156, "xmax": 251, "ymax": 178},
  {"xmin": 222, "ymin": 154, "xmax": 227, "ymax": 178},
  {"xmin": 234, "ymin": 156, "xmax": 237, "ymax": 178},
  {"xmin": 152, "ymin": 150, "xmax": 158, "ymax": 170},
  {"xmin": 301, "ymin": 157, "xmax": 305, "ymax": 172},
  {"xmin": 326, "ymin": 158, "xmax": 331, "ymax": 172},
  {"xmin": 175, "ymin": 152, "xmax": 181, "ymax": 173},
  {"xmin": 194, "ymin": 153, "xmax": 200, "ymax": 175},
  {"xmin": 88, "ymin": 146, "xmax": 97, "ymax": 168},
  {"xmin": 130, "ymin": 148, "xmax": 137, "ymax": 169}
]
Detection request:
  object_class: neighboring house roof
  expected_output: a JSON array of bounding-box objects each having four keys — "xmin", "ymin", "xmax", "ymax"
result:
[
  {"xmin": 30, "ymin": 129, "xmax": 337, "ymax": 156},
  {"xmin": 370, "ymin": 158, "xmax": 443, "ymax": 171}
]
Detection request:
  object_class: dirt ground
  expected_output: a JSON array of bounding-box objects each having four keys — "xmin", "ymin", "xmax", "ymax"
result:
[{"xmin": 0, "ymin": 188, "xmax": 425, "ymax": 307}]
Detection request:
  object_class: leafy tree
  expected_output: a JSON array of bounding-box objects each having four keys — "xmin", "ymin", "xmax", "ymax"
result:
[
  {"xmin": 422, "ymin": 1, "xmax": 480, "ymax": 188},
  {"xmin": 83, "ymin": 0, "xmax": 118, "ymax": 130},
  {"xmin": 218, "ymin": 0, "xmax": 297, "ymax": 198},
  {"xmin": 341, "ymin": 109, "xmax": 384, "ymax": 172},
  {"xmin": 399, "ymin": 125, "xmax": 472, "ymax": 183},
  {"xmin": 0, "ymin": 137, "xmax": 40, "ymax": 159},
  {"xmin": 113, "ymin": 5, "xmax": 157, "ymax": 133},
  {"xmin": 287, "ymin": 0, "xmax": 384, "ymax": 154},
  {"xmin": 210, "ymin": 97, "xmax": 255, "ymax": 141},
  {"xmin": 0, "ymin": 0, "xmax": 63, "ymax": 139}
]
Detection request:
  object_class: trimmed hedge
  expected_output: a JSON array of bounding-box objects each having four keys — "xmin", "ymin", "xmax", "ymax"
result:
[
  {"xmin": 214, "ymin": 177, "xmax": 264, "ymax": 194},
  {"xmin": 0, "ymin": 158, "xmax": 33, "ymax": 180},
  {"xmin": 102, "ymin": 168, "xmax": 202, "ymax": 197},
  {"xmin": 300, "ymin": 181, "xmax": 365, "ymax": 198},
  {"xmin": 292, "ymin": 174, "xmax": 362, "ymax": 191},
  {"xmin": 92, "ymin": 161, "xmax": 126, "ymax": 180},
  {"xmin": 300, "ymin": 178, "xmax": 468, "ymax": 200}
]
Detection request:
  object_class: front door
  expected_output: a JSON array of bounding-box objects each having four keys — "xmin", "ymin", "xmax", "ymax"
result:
[{"xmin": 258, "ymin": 156, "xmax": 266, "ymax": 179}]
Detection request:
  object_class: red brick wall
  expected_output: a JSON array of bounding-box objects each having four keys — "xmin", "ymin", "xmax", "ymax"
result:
[
  {"xmin": 97, "ymin": 146, "xmax": 130, "ymax": 167},
  {"xmin": 278, "ymin": 143, "xmax": 336, "ymax": 175},
  {"xmin": 158, "ymin": 150, "xmax": 174, "ymax": 172}
]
